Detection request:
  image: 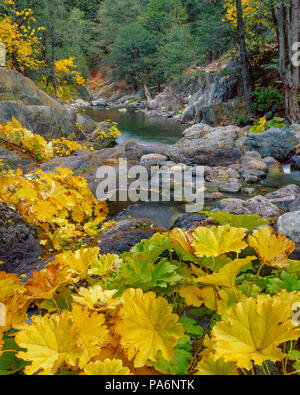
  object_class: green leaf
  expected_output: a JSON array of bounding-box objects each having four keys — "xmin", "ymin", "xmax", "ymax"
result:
[
  {"xmin": 149, "ymin": 336, "xmax": 192, "ymax": 375},
  {"xmin": 202, "ymin": 211, "xmax": 268, "ymax": 230},
  {"xmin": 266, "ymin": 272, "xmax": 300, "ymax": 295},
  {"xmin": 0, "ymin": 334, "xmax": 28, "ymax": 375},
  {"xmin": 110, "ymin": 256, "xmax": 181, "ymax": 292},
  {"xmin": 180, "ymin": 316, "xmax": 205, "ymax": 337}
]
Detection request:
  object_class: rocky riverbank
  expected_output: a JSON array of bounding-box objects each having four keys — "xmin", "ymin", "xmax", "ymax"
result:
[{"xmin": 1, "ymin": 68, "xmax": 300, "ymax": 276}]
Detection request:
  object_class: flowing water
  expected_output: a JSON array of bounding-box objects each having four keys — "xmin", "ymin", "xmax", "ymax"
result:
[{"xmin": 85, "ymin": 108, "xmax": 300, "ymax": 233}]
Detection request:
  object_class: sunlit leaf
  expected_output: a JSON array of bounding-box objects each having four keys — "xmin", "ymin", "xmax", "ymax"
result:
[
  {"xmin": 192, "ymin": 225, "xmax": 248, "ymax": 258},
  {"xmin": 82, "ymin": 359, "xmax": 132, "ymax": 375},
  {"xmin": 194, "ymin": 257, "xmax": 256, "ymax": 288},
  {"xmin": 211, "ymin": 291, "xmax": 300, "ymax": 370},
  {"xmin": 248, "ymin": 227, "xmax": 295, "ymax": 269},
  {"xmin": 116, "ymin": 288, "xmax": 184, "ymax": 368},
  {"xmin": 196, "ymin": 356, "xmax": 238, "ymax": 375}
]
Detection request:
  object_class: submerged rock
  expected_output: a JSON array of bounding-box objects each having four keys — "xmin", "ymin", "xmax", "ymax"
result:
[{"xmin": 0, "ymin": 203, "xmax": 42, "ymax": 274}]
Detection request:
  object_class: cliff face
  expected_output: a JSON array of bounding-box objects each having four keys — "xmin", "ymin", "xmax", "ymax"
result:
[
  {"xmin": 0, "ymin": 68, "xmax": 77, "ymax": 138},
  {"xmin": 146, "ymin": 70, "xmax": 245, "ymax": 126}
]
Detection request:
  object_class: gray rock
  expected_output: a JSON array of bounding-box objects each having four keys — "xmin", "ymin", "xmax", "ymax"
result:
[
  {"xmin": 140, "ymin": 153, "xmax": 168, "ymax": 164},
  {"xmin": 243, "ymin": 187, "xmax": 256, "ymax": 195},
  {"xmin": 291, "ymin": 156, "xmax": 300, "ymax": 170},
  {"xmin": 91, "ymin": 98, "xmax": 107, "ymax": 107},
  {"xmin": 242, "ymin": 151, "xmax": 262, "ymax": 162},
  {"xmin": 218, "ymin": 178, "xmax": 241, "ymax": 193},
  {"xmin": 215, "ymin": 195, "xmax": 280, "ymax": 218},
  {"xmin": 277, "ymin": 211, "xmax": 300, "ymax": 243},
  {"xmin": 97, "ymin": 218, "xmax": 167, "ymax": 254},
  {"xmin": 241, "ymin": 169, "xmax": 266, "ymax": 183},
  {"xmin": 172, "ymin": 213, "xmax": 208, "ymax": 231},
  {"xmin": 289, "ymin": 200, "xmax": 300, "ymax": 212},
  {"xmin": 0, "ymin": 68, "xmax": 79, "ymax": 138},
  {"xmin": 168, "ymin": 123, "xmax": 246, "ymax": 167},
  {"xmin": 265, "ymin": 185, "xmax": 300, "ymax": 211},
  {"xmin": 0, "ymin": 203, "xmax": 42, "ymax": 274},
  {"xmin": 247, "ymin": 127, "xmax": 298, "ymax": 161},
  {"xmin": 263, "ymin": 156, "xmax": 284, "ymax": 174},
  {"xmin": 245, "ymin": 160, "xmax": 268, "ymax": 172},
  {"xmin": 182, "ymin": 105, "xmax": 195, "ymax": 123}
]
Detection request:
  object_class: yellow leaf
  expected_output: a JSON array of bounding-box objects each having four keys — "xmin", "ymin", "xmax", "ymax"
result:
[
  {"xmin": 179, "ymin": 285, "xmax": 217, "ymax": 310},
  {"xmin": 73, "ymin": 285, "xmax": 121, "ymax": 312},
  {"xmin": 15, "ymin": 312, "xmax": 82, "ymax": 375},
  {"xmin": 169, "ymin": 228, "xmax": 195, "ymax": 255},
  {"xmin": 26, "ymin": 264, "xmax": 72, "ymax": 300},
  {"xmin": 53, "ymin": 247, "xmax": 100, "ymax": 281},
  {"xmin": 248, "ymin": 226, "xmax": 295, "ymax": 269},
  {"xmin": 192, "ymin": 225, "xmax": 248, "ymax": 258},
  {"xmin": 71, "ymin": 304, "xmax": 109, "ymax": 369},
  {"xmin": 211, "ymin": 291, "xmax": 300, "ymax": 370},
  {"xmin": 82, "ymin": 359, "xmax": 132, "ymax": 375},
  {"xmin": 88, "ymin": 254, "xmax": 121, "ymax": 277},
  {"xmin": 116, "ymin": 288, "xmax": 184, "ymax": 368},
  {"xmin": 0, "ymin": 272, "xmax": 24, "ymax": 302},
  {"xmin": 0, "ymin": 303, "xmax": 6, "ymax": 327},
  {"xmin": 196, "ymin": 357, "xmax": 238, "ymax": 375},
  {"xmin": 195, "ymin": 257, "xmax": 256, "ymax": 288}
]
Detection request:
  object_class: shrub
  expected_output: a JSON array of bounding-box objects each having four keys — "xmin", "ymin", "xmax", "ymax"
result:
[
  {"xmin": 251, "ymin": 87, "xmax": 283, "ymax": 114},
  {"xmin": 249, "ymin": 117, "xmax": 288, "ymax": 134}
]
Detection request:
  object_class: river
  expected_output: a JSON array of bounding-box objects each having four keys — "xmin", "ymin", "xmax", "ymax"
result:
[
  {"xmin": 85, "ymin": 108, "xmax": 300, "ymax": 250},
  {"xmin": 84, "ymin": 107, "xmax": 185, "ymax": 145}
]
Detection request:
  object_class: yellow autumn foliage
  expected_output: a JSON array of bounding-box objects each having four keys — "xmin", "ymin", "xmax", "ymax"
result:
[
  {"xmin": 0, "ymin": 6, "xmax": 42, "ymax": 71},
  {"xmin": 0, "ymin": 168, "xmax": 108, "ymax": 250}
]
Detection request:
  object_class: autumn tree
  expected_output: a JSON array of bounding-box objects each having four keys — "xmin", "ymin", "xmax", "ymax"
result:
[{"xmin": 0, "ymin": 1, "xmax": 43, "ymax": 72}]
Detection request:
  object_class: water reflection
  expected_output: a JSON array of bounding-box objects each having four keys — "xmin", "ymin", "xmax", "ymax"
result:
[{"xmin": 83, "ymin": 108, "xmax": 185, "ymax": 145}]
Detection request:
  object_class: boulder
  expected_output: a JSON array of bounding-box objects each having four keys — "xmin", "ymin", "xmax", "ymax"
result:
[
  {"xmin": 91, "ymin": 98, "xmax": 107, "ymax": 107},
  {"xmin": 247, "ymin": 127, "xmax": 298, "ymax": 161},
  {"xmin": 277, "ymin": 211, "xmax": 300, "ymax": 243},
  {"xmin": 240, "ymin": 169, "xmax": 266, "ymax": 184},
  {"xmin": 0, "ymin": 203, "xmax": 42, "ymax": 274},
  {"xmin": 0, "ymin": 68, "xmax": 78, "ymax": 138},
  {"xmin": 218, "ymin": 178, "xmax": 241, "ymax": 193},
  {"xmin": 97, "ymin": 218, "xmax": 167, "ymax": 254},
  {"xmin": 215, "ymin": 195, "xmax": 280, "ymax": 218},
  {"xmin": 140, "ymin": 153, "xmax": 168, "ymax": 164},
  {"xmin": 291, "ymin": 156, "xmax": 300, "ymax": 171},
  {"xmin": 264, "ymin": 185, "xmax": 300, "ymax": 211},
  {"xmin": 168, "ymin": 124, "xmax": 244, "ymax": 166},
  {"xmin": 172, "ymin": 213, "xmax": 208, "ymax": 231},
  {"xmin": 263, "ymin": 157, "xmax": 284, "ymax": 174}
]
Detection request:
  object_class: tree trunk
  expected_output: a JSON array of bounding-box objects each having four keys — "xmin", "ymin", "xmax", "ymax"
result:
[
  {"xmin": 235, "ymin": 0, "xmax": 253, "ymax": 115},
  {"xmin": 144, "ymin": 84, "xmax": 152, "ymax": 105},
  {"xmin": 49, "ymin": 0, "xmax": 57, "ymax": 98},
  {"xmin": 275, "ymin": 0, "xmax": 300, "ymax": 123}
]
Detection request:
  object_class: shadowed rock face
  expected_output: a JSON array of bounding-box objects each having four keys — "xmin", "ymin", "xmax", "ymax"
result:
[
  {"xmin": 0, "ymin": 68, "xmax": 77, "ymax": 138},
  {"xmin": 0, "ymin": 203, "xmax": 42, "ymax": 274}
]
